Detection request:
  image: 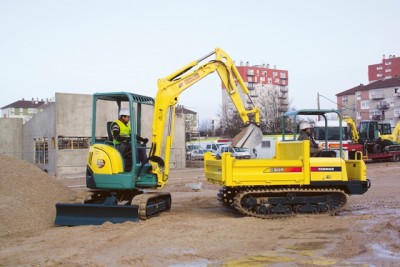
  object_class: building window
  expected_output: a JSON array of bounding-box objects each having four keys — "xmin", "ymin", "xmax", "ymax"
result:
[
  {"xmin": 361, "ymin": 100, "xmax": 369, "ymax": 109},
  {"xmin": 34, "ymin": 138, "xmax": 48, "ymax": 164},
  {"xmin": 58, "ymin": 137, "xmax": 90, "ymax": 149},
  {"xmin": 356, "ymin": 91, "xmax": 361, "ymax": 100},
  {"xmin": 280, "ymin": 72, "xmax": 286, "ymax": 78},
  {"xmin": 377, "ymin": 73, "xmax": 383, "ymax": 77},
  {"xmin": 261, "ymin": 140, "xmax": 271, "ymax": 148},
  {"xmin": 385, "ymin": 68, "xmax": 391, "ymax": 72},
  {"xmin": 376, "ymin": 66, "xmax": 383, "ymax": 70},
  {"xmin": 357, "ymin": 112, "xmax": 361, "ymax": 119},
  {"xmin": 386, "ymin": 76, "xmax": 392, "ymax": 79},
  {"xmin": 385, "ymin": 61, "xmax": 392, "ymax": 66},
  {"xmin": 342, "ymin": 96, "xmax": 348, "ymax": 104}
]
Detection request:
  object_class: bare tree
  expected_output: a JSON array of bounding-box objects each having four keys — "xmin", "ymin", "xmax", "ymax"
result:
[{"xmin": 219, "ymin": 103, "xmax": 245, "ymax": 138}]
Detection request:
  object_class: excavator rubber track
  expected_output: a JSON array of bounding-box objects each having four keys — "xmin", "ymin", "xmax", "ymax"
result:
[
  {"xmin": 218, "ymin": 186, "xmax": 347, "ymax": 219},
  {"xmin": 55, "ymin": 192, "xmax": 171, "ymax": 226},
  {"xmin": 131, "ymin": 192, "xmax": 172, "ymax": 220}
]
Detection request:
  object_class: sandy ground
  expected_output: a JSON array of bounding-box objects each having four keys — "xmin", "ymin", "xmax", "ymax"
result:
[{"xmin": 1, "ymin": 159, "xmax": 400, "ymax": 267}]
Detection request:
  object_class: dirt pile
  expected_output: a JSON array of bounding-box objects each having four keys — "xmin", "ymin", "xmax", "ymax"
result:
[{"xmin": 0, "ymin": 155, "xmax": 75, "ymax": 236}]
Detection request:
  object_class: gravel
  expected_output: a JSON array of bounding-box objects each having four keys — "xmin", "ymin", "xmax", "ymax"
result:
[{"xmin": 0, "ymin": 155, "xmax": 75, "ymax": 236}]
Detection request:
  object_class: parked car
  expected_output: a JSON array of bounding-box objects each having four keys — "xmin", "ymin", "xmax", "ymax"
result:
[
  {"xmin": 216, "ymin": 145, "xmax": 251, "ymax": 159},
  {"xmin": 186, "ymin": 144, "xmax": 203, "ymax": 159},
  {"xmin": 190, "ymin": 149, "xmax": 205, "ymax": 160},
  {"xmin": 233, "ymin": 147, "xmax": 251, "ymax": 159},
  {"xmin": 204, "ymin": 143, "xmax": 226, "ymax": 154}
]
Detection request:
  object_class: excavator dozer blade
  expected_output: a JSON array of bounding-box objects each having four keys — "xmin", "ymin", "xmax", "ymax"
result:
[
  {"xmin": 231, "ymin": 123, "xmax": 263, "ymax": 149},
  {"xmin": 54, "ymin": 203, "xmax": 139, "ymax": 226}
]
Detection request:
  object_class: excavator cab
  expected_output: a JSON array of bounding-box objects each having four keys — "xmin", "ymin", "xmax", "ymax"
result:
[{"xmin": 55, "ymin": 92, "xmax": 171, "ymax": 226}]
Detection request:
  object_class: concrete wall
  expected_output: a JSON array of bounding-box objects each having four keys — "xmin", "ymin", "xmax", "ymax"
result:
[
  {"xmin": 0, "ymin": 118, "xmax": 23, "ymax": 159},
  {"xmin": 23, "ymin": 103, "xmax": 56, "ymax": 174}
]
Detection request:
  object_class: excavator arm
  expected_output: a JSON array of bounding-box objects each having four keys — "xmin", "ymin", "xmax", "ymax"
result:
[
  {"xmin": 148, "ymin": 48, "xmax": 262, "ymax": 187},
  {"xmin": 343, "ymin": 116, "xmax": 359, "ymax": 143}
]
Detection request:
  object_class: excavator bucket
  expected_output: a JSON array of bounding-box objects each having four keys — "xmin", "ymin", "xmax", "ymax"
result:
[
  {"xmin": 231, "ymin": 123, "xmax": 263, "ymax": 149},
  {"xmin": 54, "ymin": 203, "xmax": 139, "ymax": 226}
]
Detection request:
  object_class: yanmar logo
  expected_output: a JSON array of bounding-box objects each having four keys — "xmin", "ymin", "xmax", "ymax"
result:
[{"xmin": 311, "ymin": 167, "xmax": 341, "ymax": 172}]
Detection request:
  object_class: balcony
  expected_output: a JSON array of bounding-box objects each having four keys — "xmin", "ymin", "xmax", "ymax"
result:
[
  {"xmin": 377, "ymin": 102, "xmax": 390, "ymax": 109},
  {"xmin": 280, "ymin": 87, "xmax": 288, "ymax": 93},
  {"xmin": 370, "ymin": 93, "xmax": 385, "ymax": 99},
  {"xmin": 278, "ymin": 106, "xmax": 288, "ymax": 112},
  {"xmin": 372, "ymin": 115, "xmax": 383, "ymax": 120},
  {"xmin": 277, "ymin": 94, "xmax": 286, "ymax": 99}
]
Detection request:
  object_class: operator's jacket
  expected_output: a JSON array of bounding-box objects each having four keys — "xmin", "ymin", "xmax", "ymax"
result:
[
  {"xmin": 297, "ymin": 131, "xmax": 320, "ymax": 155},
  {"xmin": 111, "ymin": 119, "xmax": 131, "ymax": 146}
]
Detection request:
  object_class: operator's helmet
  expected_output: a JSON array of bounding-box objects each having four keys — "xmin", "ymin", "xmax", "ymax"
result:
[
  {"xmin": 119, "ymin": 108, "xmax": 130, "ymax": 116},
  {"xmin": 299, "ymin": 121, "xmax": 311, "ymax": 131}
]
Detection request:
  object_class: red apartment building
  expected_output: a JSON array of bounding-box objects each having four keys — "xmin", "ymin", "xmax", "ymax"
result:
[
  {"xmin": 368, "ymin": 54, "xmax": 400, "ymax": 82},
  {"xmin": 221, "ymin": 62, "xmax": 289, "ymax": 132}
]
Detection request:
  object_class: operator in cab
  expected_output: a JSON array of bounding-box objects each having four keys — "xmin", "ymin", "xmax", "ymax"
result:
[
  {"xmin": 298, "ymin": 121, "xmax": 322, "ymax": 156},
  {"xmin": 110, "ymin": 108, "xmax": 148, "ymax": 171}
]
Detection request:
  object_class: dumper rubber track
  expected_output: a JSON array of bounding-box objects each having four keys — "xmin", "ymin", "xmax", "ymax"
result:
[
  {"xmin": 225, "ymin": 187, "xmax": 347, "ymax": 219},
  {"xmin": 217, "ymin": 186, "xmax": 238, "ymax": 210},
  {"xmin": 131, "ymin": 192, "xmax": 171, "ymax": 220}
]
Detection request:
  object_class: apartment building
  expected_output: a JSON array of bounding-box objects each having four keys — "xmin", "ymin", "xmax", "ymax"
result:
[
  {"xmin": 1, "ymin": 98, "xmax": 52, "ymax": 123},
  {"xmin": 336, "ymin": 77, "xmax": 400, "ymax": 127},
  {"xmin": 368, "ymin": 55, "xmax": 400, "ymax": 82},
  {"xmin": 221, "ymin": 61, "xmax": 289, "ymax": 133}
]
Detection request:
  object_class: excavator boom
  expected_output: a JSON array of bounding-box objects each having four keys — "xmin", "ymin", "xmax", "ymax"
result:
[{"xmin": 149, "ymin": 48, "xmax": 262, "ymax": 187}]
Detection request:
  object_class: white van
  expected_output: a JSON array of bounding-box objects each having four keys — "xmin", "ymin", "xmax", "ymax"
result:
[{"xmin": 205, "ymin": 143, "xmax": 226, "ymax": 153}]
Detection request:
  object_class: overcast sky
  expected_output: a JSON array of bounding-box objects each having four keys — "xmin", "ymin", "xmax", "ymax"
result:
[{"xmin": 1, "ymin": 0, "xmax": 399, "ymax": 121}]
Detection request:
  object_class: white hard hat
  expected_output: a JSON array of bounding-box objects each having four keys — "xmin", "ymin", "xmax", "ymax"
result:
[
  {"xmin": 299, "ymin": 121, "xmax": 311, "ymax": 131},
  {"xmin": 119, "ymin": 108, "xmax": 130, "ymax": 116}
]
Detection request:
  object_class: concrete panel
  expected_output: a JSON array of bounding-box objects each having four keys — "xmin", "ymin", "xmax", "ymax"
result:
[
  {"xmin": 55, "ymin": 93, "xmax": 93, "ymax": 137},
  {"xmin": 23, "ymin": 104, "xmax": 56, "ymax": 175},
  {"xmin": 0, "ymin": 118, "xmax": 23, "ymax": 159},
  {"xmin": 56, "ymin": 149, "xmax": 88, "ymax": 177}
]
